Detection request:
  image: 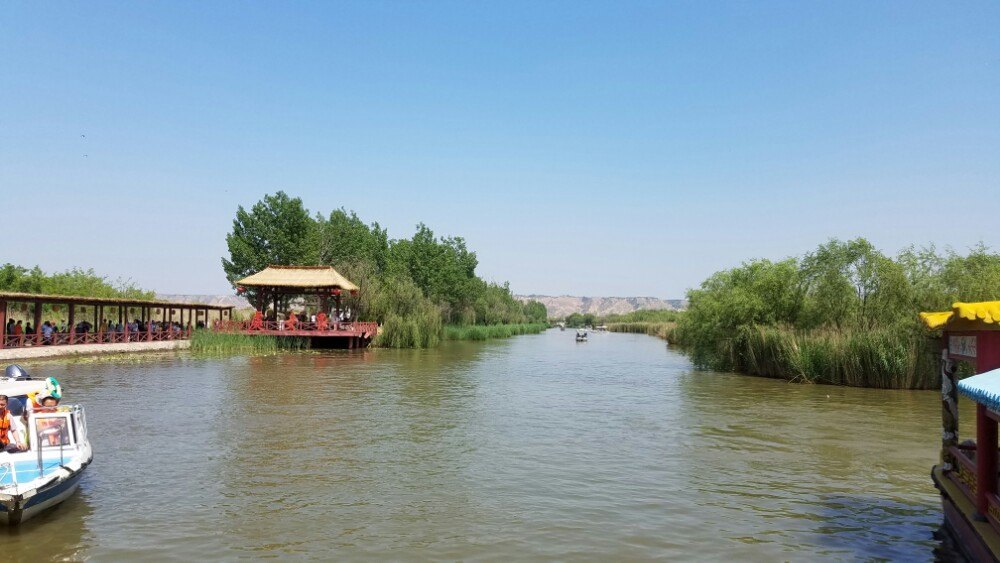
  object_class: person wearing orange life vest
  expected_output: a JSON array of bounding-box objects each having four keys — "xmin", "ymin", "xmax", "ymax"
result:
[
  {"xmin": 0, "ymin": 395, "xmax": 27, "ymax": 453},
  {"xmin": 249, "ymin": 310, "xmax": 264, "ymax": 331}
]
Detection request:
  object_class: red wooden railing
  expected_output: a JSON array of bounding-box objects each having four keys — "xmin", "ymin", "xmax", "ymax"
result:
[
  {"xmin": 1, "ymin": 327, "xmax": 192, "ymax": 349},
  {"xmin": 212, "ymin": 320, "xmax": 379, "ymax": 336}
]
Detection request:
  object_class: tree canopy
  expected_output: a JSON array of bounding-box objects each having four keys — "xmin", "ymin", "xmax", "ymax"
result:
[
  {"xmin": 222, "ymin": 192, "xmax": 547, "ymax": 345},
  {"xmin": 0, "ymin": 263, "xmax": 153, "ymax": 299},
  {"xmin": 222, "ymin": 191, "xmax": 318, "ymax": 285}
]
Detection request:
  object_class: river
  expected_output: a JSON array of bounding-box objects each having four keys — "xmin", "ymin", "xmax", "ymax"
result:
[{"xmin": 6, "ymin": 329, "xmax": 959, "ymax": 560}]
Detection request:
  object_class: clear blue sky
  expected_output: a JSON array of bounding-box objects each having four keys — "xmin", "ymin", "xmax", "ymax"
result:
[{"xmin": 3, "ymin": 2, "xmax": 998, "ymax": 298}]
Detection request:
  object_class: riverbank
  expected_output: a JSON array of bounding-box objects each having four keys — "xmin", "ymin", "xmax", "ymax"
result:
[
  {"xmin": 189, "ymin": 330, "xmax": 309, "ymax": 354},
  {"xmin": 0, "ymin": 340, "xmax": 190, "ymax": 361},
  {"xmin": 606, "ymin": 322, "xmax": 676, "ymax": 341},
  {"xmin": 444, "ymin": 323, "xmax": 548, "ymax": 341},
  {"xmin": 611, "ymin": 320, "xmax": 940, "ymax": 389}
]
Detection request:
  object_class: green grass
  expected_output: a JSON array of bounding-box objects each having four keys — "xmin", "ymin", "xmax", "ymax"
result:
[
  {"xmin": 717, "ymin": 325, "xmax": 938, "ymax": 389},
  {"xmin": 444, "ymin": 323, "xmax": 548, "ymax": 341},
  {"xmin": 607, "ymin": 322, "xmax": 677, "ymax": 341},
  {"xmin": 611, "ymin": 321, "xmax": 938, "ymax": 389},
  {"xmin": 189, "ymin": 330, "xmax": 309, "ymax": 355},
  {"xmin": 372, "ymin": 310, "xmax": 443, "ymax": 349}
]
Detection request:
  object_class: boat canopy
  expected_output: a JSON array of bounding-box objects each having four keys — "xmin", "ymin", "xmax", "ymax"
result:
[
  {"xmin": 920, "ymin": 301, "xmax": 1000, "ymax": 330},
  {"xmin": 0, "ymin": 380, "xmax": 47, "ymax": 398},
  {"xmin": 957, "ymin": 368, "xmax": 1000, "ymax": 412}
]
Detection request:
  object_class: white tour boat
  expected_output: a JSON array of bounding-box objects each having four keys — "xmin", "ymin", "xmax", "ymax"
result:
[{"xmin": 0, "ymin": 367, "xmax": 92, "ymax": 525}]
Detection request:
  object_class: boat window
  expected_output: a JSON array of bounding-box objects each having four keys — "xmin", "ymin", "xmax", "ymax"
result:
[{"xmin": 35, "ymin": 416, "xmax": 72, "ymax": 447}]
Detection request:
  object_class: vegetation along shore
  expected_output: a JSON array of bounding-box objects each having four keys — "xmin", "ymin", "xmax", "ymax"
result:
[{"xmin": 614, "ymin": 239, "xmax": 999, "ymax": 390}]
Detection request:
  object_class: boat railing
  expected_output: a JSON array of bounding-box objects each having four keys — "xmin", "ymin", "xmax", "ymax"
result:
[
  {"xmin": 0, "ymin": 461, "xmax": 17, "ymax": 489},
  {"xmin": 36, "ymin": 427, "xmax": 65, "ymax": 474}
]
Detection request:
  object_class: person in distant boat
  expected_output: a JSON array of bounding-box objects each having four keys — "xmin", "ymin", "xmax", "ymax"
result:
[{"xmin": 0, "ymin": 395, "xmax": 27, "ymax": 452}]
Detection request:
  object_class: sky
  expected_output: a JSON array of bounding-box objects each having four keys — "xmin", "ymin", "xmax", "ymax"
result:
[{"xmin": 2, "ymin": 1, "xmax": 998, "ymax": 298}]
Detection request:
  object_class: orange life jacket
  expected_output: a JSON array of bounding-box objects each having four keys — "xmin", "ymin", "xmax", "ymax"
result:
[{"xmin": 0, "ymin": 409, "xmax": 10, "ymax": 446}]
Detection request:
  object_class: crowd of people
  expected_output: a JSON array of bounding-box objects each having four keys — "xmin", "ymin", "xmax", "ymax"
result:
[{"xmin": 248, "ymin": 308, "xmax": 353, "ymax": 331}]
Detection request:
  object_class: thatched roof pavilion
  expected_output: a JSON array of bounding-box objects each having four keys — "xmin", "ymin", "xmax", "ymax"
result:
[
  {"xmin": 237, "ymin": 265, "xmax": 358, "ymax": 292},
  {"xmin": 236, "ymin": 265, "xmax": 358, "ymax": 316}
]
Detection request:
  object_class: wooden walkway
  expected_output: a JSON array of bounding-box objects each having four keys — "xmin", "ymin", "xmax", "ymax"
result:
[{"xmin": 212, "ymin": 320, "xmax": 378, "ymax": 348}]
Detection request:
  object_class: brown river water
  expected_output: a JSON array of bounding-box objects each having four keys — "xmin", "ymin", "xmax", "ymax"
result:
[{"xmin": 4, "ymin": 330, "xmax": 965, "ymax": 560}]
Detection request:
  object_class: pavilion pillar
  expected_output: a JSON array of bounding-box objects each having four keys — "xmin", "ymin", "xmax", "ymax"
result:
[
  {"xmin": 68, "ymin": 304, "xmax": 76, "ymax": 344},
  {"xmin": 0, "ymin": 299, "xmax": 6, "ymax": 349},
  {"xmin": 941, "ymin": 349, "xmax": 959, "ymax": 470},
  {"xmin": 976, "ymin": 403, "xmax": 999, "ymax": 519},
  {"xmin": 118, "ymin": 306, "xmax": 123, "ymax": 325},
  {"xmin": 93, "ymin": 305, "xmax": 98, "ymax": 333},
  {"xmin": 33, "ymin": 301, "xmax": 42, "ymax": 345}
]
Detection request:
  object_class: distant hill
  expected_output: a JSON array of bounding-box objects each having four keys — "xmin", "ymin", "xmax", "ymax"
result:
[
  {"xmin": 516, "ymin": 295, "xmax": 686, "ymax": 319},
  {"xmin": 158, "ymin": 293, "xmax": 685, "ymax": 319},
  {"xmin": 156, "ymin": 294, "xmax": 252, "ymax": 309}
]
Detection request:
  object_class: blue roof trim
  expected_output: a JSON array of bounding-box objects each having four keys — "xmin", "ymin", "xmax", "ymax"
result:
[{"xmin": 958, "ymin": 368, "xmax": 1000, "ymax": 412}]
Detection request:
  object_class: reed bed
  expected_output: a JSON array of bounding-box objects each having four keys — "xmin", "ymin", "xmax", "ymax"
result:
[
  {"xmin": 189, "ymin": 330, "xmax": 309, "ymax": 355},
  {"xmin": 607, "ymin": 322, "xmax": 677, "ymax": 342},
  {"xmin": 444, "ymin": 323, "xmax": 548, "ymax": 341},
  {"xmin": 720, "ymin": 325, "xmax": 938, "ymax": 389},
  {"xmin": 372, "ymin": 311, "xmax": 443, "ymax": 348}
]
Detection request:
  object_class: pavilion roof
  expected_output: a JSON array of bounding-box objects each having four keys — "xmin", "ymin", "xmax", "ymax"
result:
[
  {"xmin": 0, "ymin": 291, "xmax": 233, "ymax": 310},
  {"xmin": 920, "ymin": 301, "xmax": 1000, "ymax": 331},
  {"xmin": 237, "ymin": 265, "xmax": 359, "ymax": 291}
]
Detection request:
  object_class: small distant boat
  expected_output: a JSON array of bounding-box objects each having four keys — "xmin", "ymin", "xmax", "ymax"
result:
[
  {"xmin": 575, "ymin": 330, "xmax": 588, "ymax": 342},
  {"xmin": 0, "ymin": 366, "xmax": 92, "ymax": 525}
]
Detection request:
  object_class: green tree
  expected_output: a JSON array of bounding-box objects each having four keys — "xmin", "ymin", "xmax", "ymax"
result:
[
  {"xmin": 800, "ymin": 238, "xmax": 908, "ymax": 330},
  {"xmin": 523, "ymin": 300, "xmax": 548, "ymax": 324},
  {"xmin": 0, "ymin": 263, "xmax": 153, "ymax": 299},
  {"xmin": 317, "ymin": 208, "xmax": 390, "ymax": 274},
  {"xmin": 939, "ymin": 243, "xmax": 1000, "ymax": 303},
  {"xmin": 677, "ymin": 258, "xmax": 803, "ymax": 369},
  {"xmin": 389, "ymin": 223, "xmax": 480, "ymax": 322},
  {"xmin": 222, "ymin": 191, "xmax": 319, "ymax": 286}
]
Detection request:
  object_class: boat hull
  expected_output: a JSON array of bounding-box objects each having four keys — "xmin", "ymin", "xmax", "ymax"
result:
[
  {"xmin": 932, "ymin": 465, "xmax": 1000, "ymax": 562},
  {"xmin": 0, "ymin": 466, "xmax": 86, "ymax": 526}
]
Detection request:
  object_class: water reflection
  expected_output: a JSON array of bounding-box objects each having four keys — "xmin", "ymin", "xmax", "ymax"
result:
[
  {"xmin": 7, "ymin": 332, "xmax": 955, "ymax": 560},
  {"xmin": 1, "ymin": 483, "xmax": 94, "ymax": 562}
]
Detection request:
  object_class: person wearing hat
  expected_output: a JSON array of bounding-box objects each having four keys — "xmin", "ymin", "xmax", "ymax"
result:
[{"xmin": 27, "ymin": 377, "xmax": 62, "ymax": 411}]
